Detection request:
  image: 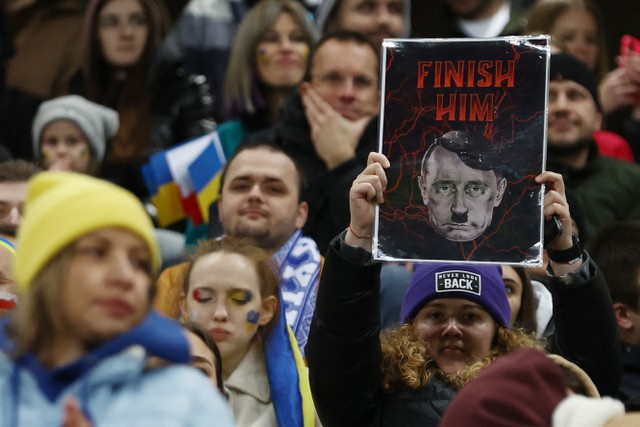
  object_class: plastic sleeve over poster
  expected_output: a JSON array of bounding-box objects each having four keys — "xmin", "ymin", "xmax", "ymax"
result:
[{"xmin": 373, "ymin": 36, "xmax": 550, "ymax": 265}]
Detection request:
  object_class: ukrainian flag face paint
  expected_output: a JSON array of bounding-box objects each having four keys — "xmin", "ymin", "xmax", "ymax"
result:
[
  {"xmin": 0, "ymin": 237, "xmax": 16, "ymax": 314},
  {"xmin": 40, "ymin": 120, "xmax": 92, "ymax": 173},
  {"xmin": 184, "ymin": 252, "xmax": 272, "ymax": 365},
  {"xmin": 255, "ymin": 12, "xmax": 309, "ymax": 88},
  {"xmin": 257, "ymin": 47, "xmax": 269, "ymax": 63}
]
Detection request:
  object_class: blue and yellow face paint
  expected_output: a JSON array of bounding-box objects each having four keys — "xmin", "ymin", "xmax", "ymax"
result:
[
  {"xmin": 192, "ymin": 288, "xmax": 253, "ymax": 305},
  {"xmin": 189, "ymin": 286, "xmax": 261, "ymax": 332},
  {"xmin": 0, "ymin": 237, "xmax": 16, "ymax": 311},
  {"xmin": 246, "ymin": 310, "xmax": 260, "ymax": 330},
  {"xmin": 257, "ymin": 47, "xmax": 269, "ymax": 63},
  {"xmin": 0, "ymin": 237, "xmax": 16, "ymax": 256}
]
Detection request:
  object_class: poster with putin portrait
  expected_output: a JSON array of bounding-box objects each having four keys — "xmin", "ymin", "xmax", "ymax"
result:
[{"xmin": 374, "ymin": 36, "xmax": 549, "ymax": 265}]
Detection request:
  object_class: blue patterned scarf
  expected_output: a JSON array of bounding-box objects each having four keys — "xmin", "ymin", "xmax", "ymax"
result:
[{"xmin": 272, "ymin": 230, "xmax": 321, "ymax": 356}]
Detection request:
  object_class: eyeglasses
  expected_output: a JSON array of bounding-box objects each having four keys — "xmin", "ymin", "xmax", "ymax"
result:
[
  {"xmin": 311, "ymin": 72, "xmax": 376, "ymax": 91},
  {"xmin": 99, "ymin": 12, "xmax": 148, "ymax": 30}
]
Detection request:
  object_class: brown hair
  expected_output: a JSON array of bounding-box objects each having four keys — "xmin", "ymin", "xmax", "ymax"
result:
[
  {"xmin": 525, "ymin": 0, "xmax": 610, "ymax": 79},
  {"xmin": 380, "ymin": 324, "xmax": 542, "ymax": 392},
  {"xmin": 304, "ymin": 29, "xmax": 380, "ymax": 83},
  {"xmin": 81, "ymin": 0, "xmax": 169, "ymax": 102},
  {"xmin": 0, "ymin": 160, "xmax": 40, "ymax": 183},
  {"xmin": 182, "ymin": 320, "xmax": 225, "ymax": 395},
  {"xmin": 10, "ymin": 247, "xmax": 75, "ymax": 362},
  {"xmin": 219, "ymin": 140, "xmax": 308, "ymax": 203},
  {"xmin": 509, "ymin": 266, "xmax": 538, "ymax": 334},
  {"xmin": 10, "ymin": 240, "xmax": 155, "ymax": 363},
  {"xmin": 182, "ymin": 237, "xmax": 281, "ymax": 340},
  {"xmin": 224, "ymin": 0, "xmax": 318, "ymax": 118},
  {"xmin": 80, "ymin": 0, "xmax": 170, "ymax": 160}
]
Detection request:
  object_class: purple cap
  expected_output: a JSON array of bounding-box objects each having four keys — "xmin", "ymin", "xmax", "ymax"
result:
[{"xmin": 400, "ymin": 263, "xmax": 511, "ymax": 328}]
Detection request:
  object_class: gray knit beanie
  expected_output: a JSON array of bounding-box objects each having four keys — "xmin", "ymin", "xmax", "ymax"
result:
[{"xmin": 32, "ymin": 95, "xmax": 119, "ymax": 163}]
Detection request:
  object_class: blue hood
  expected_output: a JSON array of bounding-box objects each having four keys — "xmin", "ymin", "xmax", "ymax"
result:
[{"xmin": 2, "ymin": 309, "xmax": 189, "ymax": 402}]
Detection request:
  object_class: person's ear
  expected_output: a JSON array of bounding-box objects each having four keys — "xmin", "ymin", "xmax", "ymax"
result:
[
  {"xmin": 614, "ymin": 302, "xmax": 634, "ymax": 331},
  {"xmin": 259, "ymin": 295, "xmax": 278, "ymax": 326},
  {"xmin": 295, "ymin": 201, "xmax": 309, "ymax": 229},
  {"xmin": 494, "ymin": 177, "xmax": 507, "ymax": 206}
]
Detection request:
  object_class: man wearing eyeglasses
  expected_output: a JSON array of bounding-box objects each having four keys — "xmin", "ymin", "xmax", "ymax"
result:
[{"xmin": 269, "ymin": 30, "xmax": 381, "ymax": 253}]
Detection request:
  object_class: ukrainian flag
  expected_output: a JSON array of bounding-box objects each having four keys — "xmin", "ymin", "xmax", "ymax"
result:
[
  {"xmin": 142, "ymin": 132, "xmax": 226, "ymax": 227},
  {"xmin": 188, "ymin": 135, "xmax": 225, "ymax": 224},
  {"xmin": 142, "ymin": 152, "xmax": 185, "ymax": 227},
  {"xmin": 264, "ymin": 288, "xmax": 315, "ymax": 427}
]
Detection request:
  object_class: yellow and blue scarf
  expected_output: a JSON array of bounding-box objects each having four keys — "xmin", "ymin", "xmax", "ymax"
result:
[{"xmin": 264, "ymin": 292, "xmax": 315, "ymax": 427}]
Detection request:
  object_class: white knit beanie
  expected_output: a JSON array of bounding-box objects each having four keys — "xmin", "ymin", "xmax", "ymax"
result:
[{"xmin": 32, "ymin": 95, "xmax": 119, "ymax": 163}]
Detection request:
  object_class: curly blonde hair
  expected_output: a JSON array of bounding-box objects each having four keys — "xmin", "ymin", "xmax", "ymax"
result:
[{"xmin": 380, "ymin": 324, "xmax": 543, "ymax": 392}]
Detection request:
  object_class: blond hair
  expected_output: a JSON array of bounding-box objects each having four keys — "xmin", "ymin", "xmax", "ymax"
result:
[
  {"xmin": 11, "ymin": 242, "xmax": 155, "ymax": 364},
  {"xmin": 11, "ymin": 247, "xmax": 75, "ymax": 362},
  {"xmin": 224, "ymin": 0, "xmax": 317, "ymax": 117}
]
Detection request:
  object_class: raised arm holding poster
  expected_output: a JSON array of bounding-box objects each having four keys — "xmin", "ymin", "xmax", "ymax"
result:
[{"xmin": 374, "ymin": 36, "xmax": 549, "ymax": 265}]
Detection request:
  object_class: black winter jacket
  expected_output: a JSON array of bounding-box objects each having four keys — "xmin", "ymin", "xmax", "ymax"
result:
[
  {"xmin": 307, "ymin": 234, "xmax": 621, "ymax": 427},
  {"xmin": 306, "ymin": 236, "xmax": 456, "ymax": 427}
]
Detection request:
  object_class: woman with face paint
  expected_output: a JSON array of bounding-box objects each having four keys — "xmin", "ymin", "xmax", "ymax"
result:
[
  {"xmin": 218, "ymin": 0, "xmax": 317, "ymax": 159},
  {"xmin": 184, "ymin": 0, "xmax": 317, "ymax": 246},
  {"xmin": 181, "ymin": 237, "xmax": 321, "ymax": 427}
]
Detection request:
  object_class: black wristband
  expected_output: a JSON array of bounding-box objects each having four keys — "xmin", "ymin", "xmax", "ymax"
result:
[{"xmin": 546, "ymin": 234, "xmax": 583, "ymax": 263}]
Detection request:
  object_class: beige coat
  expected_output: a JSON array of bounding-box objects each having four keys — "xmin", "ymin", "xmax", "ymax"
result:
[
  {"xmin": 225, "ymin": 340, "xmax": 323, "ymax": 427},
  {"xmin": 225, "ymin": 341, "xmax": 278, "ymax": 427}
]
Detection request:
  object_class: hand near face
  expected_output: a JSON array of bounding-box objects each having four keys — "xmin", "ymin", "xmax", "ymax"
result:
[
  {"xmin": 618, "ymin": 49, "xmax": 640, "ymax": 86},
  {"xmin": 346, "ymin": 152, "xmax": 389, "ymax": 251},
  {"xmin": 40, "ymin": 121, "xmax": 92, "ymax": 173},
  {"xmin": 300, "ymin": 82, "xmax": 374, "ymax": 169},
  {"xmin": 598, "ymin": 67, "xmax": 640, "ymax": 115},
  {"xmin": 618, "ymin": 50, "xmax": 640, "ymax": 120},
  {"xmin": 46, "ymin": 156, "xmax": 77, "ymax": 172}
]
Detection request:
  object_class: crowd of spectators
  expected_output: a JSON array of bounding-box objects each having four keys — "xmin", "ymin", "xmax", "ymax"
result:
[{"xmin": 1, "ymin": 0, "xmax": 640, "ymax": 426}]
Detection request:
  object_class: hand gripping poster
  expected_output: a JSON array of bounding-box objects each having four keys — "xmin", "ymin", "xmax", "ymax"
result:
[{"xmin": 374, "ymin": 36, "xmax": 549, "ymax": 265}]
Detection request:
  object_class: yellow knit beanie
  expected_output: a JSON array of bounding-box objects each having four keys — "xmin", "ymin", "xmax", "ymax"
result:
[{"xmin": 14, "ymin": 172, "xmax": 160, "ymax": 289}]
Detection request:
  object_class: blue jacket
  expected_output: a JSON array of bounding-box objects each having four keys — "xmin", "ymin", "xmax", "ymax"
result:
[{"xmin": 0, "ymin": 311, "xmax": 236, "ymax": 427}]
